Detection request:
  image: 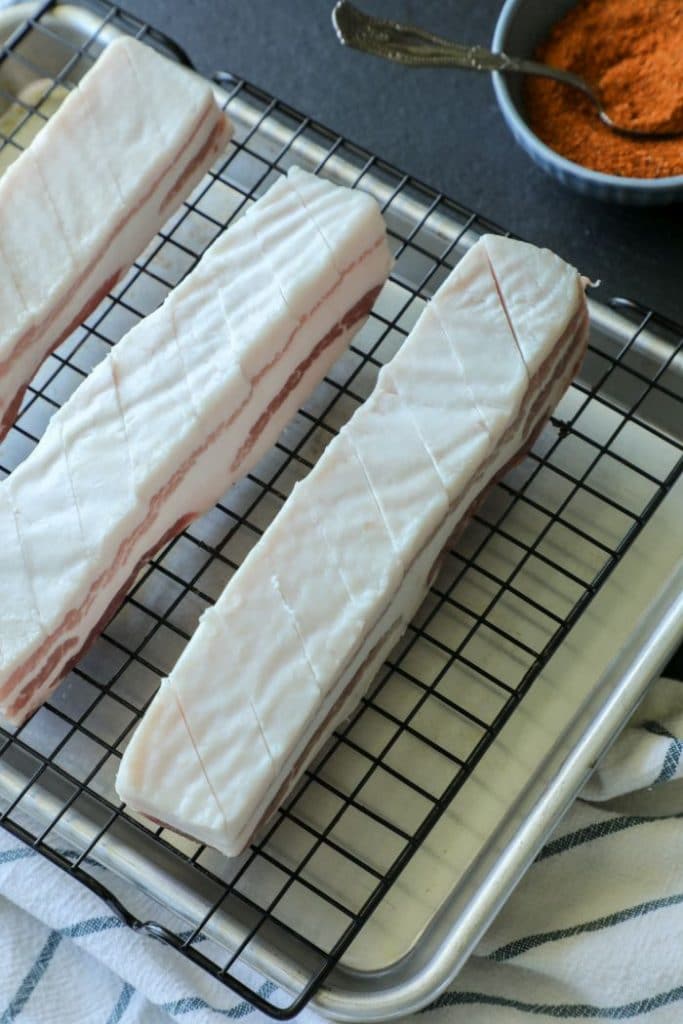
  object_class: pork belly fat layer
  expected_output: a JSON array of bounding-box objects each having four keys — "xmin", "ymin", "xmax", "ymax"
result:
[
  {"xmin": 241, "ymin": 308, "xmax": 590, "ymax": 850},
  {"xmin": 0, "ymin": 168, "xmax": 392, "ymax": 725},
  {"xmin": 116, "ymin": 235, "xmax": 588, "ymax": 859},
  {"xmin": 0, "ymin": 36, "xmax": 232, "ymax": 439},
  {"xmin": 116, "ymin": 679, "xmax": 231, "ymax": 850}
]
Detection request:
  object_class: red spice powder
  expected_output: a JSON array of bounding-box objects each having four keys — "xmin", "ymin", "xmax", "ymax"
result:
[{"xmin": 524, "ymin": 0, "xmax": 683, "ymax": 178}]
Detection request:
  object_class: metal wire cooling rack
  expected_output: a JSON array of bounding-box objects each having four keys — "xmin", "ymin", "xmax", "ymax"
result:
[{"xmin": 0, "ymin": 1, "xmax": 681, "ymax": 1018}]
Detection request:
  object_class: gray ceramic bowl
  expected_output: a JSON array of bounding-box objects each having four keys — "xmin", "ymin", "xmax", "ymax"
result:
[{"xmin": 491, "ymin": 0, "xmax": 683, "ymax": 205}]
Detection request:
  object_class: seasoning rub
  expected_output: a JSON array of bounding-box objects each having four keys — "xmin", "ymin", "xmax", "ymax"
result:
[{"xmin": 525, "ymin": 0, "xmax": 683, "ymax": 177}]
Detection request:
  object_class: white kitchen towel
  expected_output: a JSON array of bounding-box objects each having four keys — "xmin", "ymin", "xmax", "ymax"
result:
[{"xmin": 1, "ymin": 675, "xmax": 683, "ymax": 1023}]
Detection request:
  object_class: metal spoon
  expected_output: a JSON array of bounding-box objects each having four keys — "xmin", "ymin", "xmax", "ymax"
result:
[{"xmin": 332, "ymin": 1, "xmax": 682, "ymax": 140}]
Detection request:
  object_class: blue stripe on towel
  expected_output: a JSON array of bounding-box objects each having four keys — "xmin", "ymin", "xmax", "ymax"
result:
[
  {"xmin": 162, "ymin": 980, "xmax": 277, "ymax": 1019},
  {"xmin": 644, "ymin": 721, "xmax": 683, "ymax": 784},
  {"xmin": 487, "ymin": 891, "xmax": 683, "ymax": 962},
  {"xmin": 426, "ymin": 983, "xmax": 683, "ymax": 1017},
  {"xmin": 0, "ymin": 931, "xmax": 62, "ymax": 1024},
  {"xmin": 536, "ymin": 809, "xmax": 683, "ymax": 862},
  {"xmin": 0, "ymin": 847, "xmax": 36, "ymax": 866},
  {"xmin": 106, "ymin": 982, "xmax": 134, "ymax": 1024},
  {"xmin": 61, "ymin": 915, "xmax": 123, "ymax": 939},
  {"xmin": 0, "ymin": 911, "xmax": 125, "ymax": 1021}
]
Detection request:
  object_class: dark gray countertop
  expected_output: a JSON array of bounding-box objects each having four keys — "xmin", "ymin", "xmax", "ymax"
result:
[{"xmin": 125, "ymin": 0, "xmax": 683, "ymax": 325}]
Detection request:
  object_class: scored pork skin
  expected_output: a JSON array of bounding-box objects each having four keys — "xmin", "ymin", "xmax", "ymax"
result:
[
  {"xmin": 0, "ymin": 36, "xmax": 232, "ymax": 439},
  {"xmin": 116, "ymin": 235, "xmax": 589, "ymax": 859},
  {"xmin": 0, "ymin": 167, "xmax": 392, "ymax": 727}
]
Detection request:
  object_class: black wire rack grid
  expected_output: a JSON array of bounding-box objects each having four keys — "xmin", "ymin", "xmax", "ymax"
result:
[{"xmin": 0, "ymin": 1, "xmax": 681, "ymax": 1018}]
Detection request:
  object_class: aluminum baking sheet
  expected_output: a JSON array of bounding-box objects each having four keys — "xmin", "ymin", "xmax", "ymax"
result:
[{"xmin": 0, "ymin": 4, "xmax": 681, "ymax": 1020}]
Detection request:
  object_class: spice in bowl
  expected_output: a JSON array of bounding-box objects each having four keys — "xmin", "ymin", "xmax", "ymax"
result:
[{"xmin": 524, "ymin": 0, "xmax": 683, "ymax": 178}]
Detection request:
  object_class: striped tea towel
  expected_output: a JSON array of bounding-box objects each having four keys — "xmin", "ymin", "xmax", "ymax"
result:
[{"xmin": 2, "ymin": 675, "xmax": 683, "ymax": 1023}]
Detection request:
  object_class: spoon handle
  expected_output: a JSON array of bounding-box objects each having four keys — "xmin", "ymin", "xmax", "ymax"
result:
[
  {"xmin": 333, "ymin": 1, "xmax": 680, "ymax": 139},
  {"xmin": 332, "ymin": 1, "xmax": 592, "ymax": 95}
]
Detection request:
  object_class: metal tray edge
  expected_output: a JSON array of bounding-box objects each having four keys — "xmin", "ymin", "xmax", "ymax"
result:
[{"xmin": 314, "ymin": 488, "xmax": 683, "ymax": 1019}]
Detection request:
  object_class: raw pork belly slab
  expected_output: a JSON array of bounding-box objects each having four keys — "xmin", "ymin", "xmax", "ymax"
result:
[
  {"xmin": 0, "ymin": 36, "xmax": 232, "ymax": 439},
  {"xmin": 0, "ymin": 167, "xmax": 392, "ymax": 726},
  {"xmin": 117, "ymin": 235, "xmax": 589, "ymax": 858}
]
